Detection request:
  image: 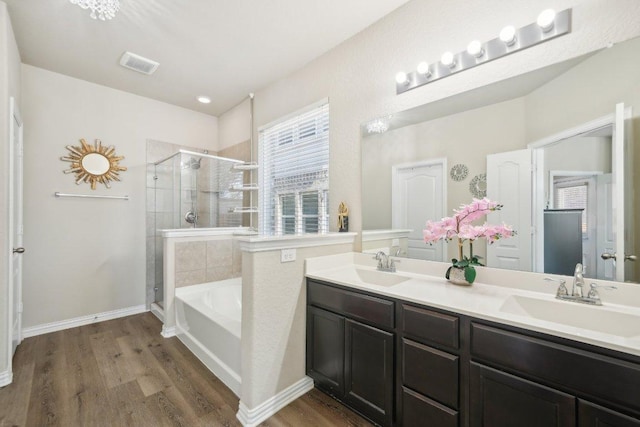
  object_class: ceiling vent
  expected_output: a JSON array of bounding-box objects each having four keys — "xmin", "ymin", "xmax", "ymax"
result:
[{"xmin": 119, "ymin": 52, "xmax": 159, "ymax": 75}]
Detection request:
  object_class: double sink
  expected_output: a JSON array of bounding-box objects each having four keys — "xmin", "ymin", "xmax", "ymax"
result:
[{"xmin": 351, "ymin": 267, "xmax": 640, "ymax": 340}]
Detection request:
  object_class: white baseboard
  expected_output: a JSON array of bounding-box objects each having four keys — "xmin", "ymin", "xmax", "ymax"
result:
[
  {"xmin": 22, "ymin": 305, "xmax": 148, "ymax": 338},
  {"xmin": 0, "ymin": 369, "xmax": 12, "ymax": 387},
  {"xmin": 236, "ymin": 376, "xmax": 314, "ymax": 427},
  {"xmin": 161, "ymin": 325, "xmax": 176, "ymax": 338},
  {"xmin": 150, "ymin": 303, "xmax": 164, "ymax": 322}
]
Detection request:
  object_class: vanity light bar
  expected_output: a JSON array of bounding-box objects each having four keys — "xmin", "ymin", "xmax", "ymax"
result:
[{"xmin": 395, "ymin": 8, "xmax": 572, "ymax": 95}]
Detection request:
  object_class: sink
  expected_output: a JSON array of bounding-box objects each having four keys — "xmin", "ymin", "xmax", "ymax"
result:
[
  {"xmin": 499, "ymin": 295, "xmax": 640, "ymax": 338},
  {"xmin": 355, "ymin": 269, "xmax": 410, "ymax": 287}
]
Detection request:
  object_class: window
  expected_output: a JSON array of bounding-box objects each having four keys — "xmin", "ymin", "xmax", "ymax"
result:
[
  {"xmin": 554, "ymin": 178, "xmax": 590, "ymax": 235},
  {"xmin": 259, "ymin": 100, "xmax": 329, "ymax": 235}
]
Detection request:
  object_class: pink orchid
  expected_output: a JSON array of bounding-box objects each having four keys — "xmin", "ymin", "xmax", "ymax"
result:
[{"xmin": 423, "ymin": 198, "xmax": 515, "ymax": 262}]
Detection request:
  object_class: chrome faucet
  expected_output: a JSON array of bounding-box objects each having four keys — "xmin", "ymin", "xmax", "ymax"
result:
[
  {"xmin": 545, "ymin": 263, "xmax": 616, "ymax": 306},
  {"xmin": 373, "ymin": 251, "xmax": 398, "ymax": 272},
  {"xmin": 572, "ymin": 263, "xmax": 585, "ymax": 297}
]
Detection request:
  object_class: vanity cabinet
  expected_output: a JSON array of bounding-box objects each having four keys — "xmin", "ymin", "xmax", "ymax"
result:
[
  {"xmin": 306, "ymin": 278, "xmax": 640, "ymax": 426},
  {"xmin": 306, "ymin": 280, "xmax": 395, "ymax": 426}
]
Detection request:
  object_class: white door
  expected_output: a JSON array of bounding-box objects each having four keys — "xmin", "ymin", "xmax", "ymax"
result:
[
  {"xmin": 596, "ymin": 173, "xmax": 615, "ymax": 281},
  {"xmin": 486, "ymin": 149, "xmax": 532, "ymax": 271},
  {"xmin": 392, "ymin": 159, "xmax": 446, "ymax": 261},
  {"xmin": 9, "ymin": 97, "xmax": 24, "ymax": 358}
]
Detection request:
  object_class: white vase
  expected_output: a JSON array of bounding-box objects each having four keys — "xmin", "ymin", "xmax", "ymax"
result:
[{"xmin": 448, "ymin": 267, "xmax": 472, "ymax": 286}]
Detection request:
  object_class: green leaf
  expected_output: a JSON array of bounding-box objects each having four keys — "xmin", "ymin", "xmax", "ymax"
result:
[
  {"xmin": 464, "ymin": 266, "xmax": 476, "ymax": 283},
  {"xmin": 445, "ymin": 266, "xmax": 452, "ymax": 280}
]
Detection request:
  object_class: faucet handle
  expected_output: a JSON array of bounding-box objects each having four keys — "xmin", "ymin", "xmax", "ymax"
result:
[
  {"xmin": 545, "ymin": 277, "xmax": 568, "ymax": 297},
  {"xmin": 587, "ymin": 283, "xmax": 617, "ymax": 300}
]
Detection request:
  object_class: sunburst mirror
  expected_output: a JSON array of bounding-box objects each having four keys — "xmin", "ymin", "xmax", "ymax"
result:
[{"xmin": 61, "ymin": 138, "xmax": 127, "ymax": 189}]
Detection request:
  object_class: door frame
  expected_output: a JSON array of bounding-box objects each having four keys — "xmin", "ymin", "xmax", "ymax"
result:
[
  {"xmin": 528, "ymin": 107, "xmax": 631, "ymax": 274},
  {"xmin": 391, "ymin": 158, "xmax": 447, "ymax": 262},
  {"xmin": 7, "ymin": 96, "xmax": 23, "ymax": 374}
]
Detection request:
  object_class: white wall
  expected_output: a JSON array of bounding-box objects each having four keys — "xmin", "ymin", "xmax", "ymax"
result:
[
  {"xmin": 21, "ymin": 65, "xmax": 218, "ymax": 328},
  {"xmin": 0, "ymin": 0, "xmax": 21, "ymax": 380},
  {"xmin": 218, "ymin": 98, "xmax": 251, "ymax": 150}
]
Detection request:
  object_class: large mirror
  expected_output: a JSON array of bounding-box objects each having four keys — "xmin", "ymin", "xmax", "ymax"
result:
[{"xmin": 362, "ymin": 36, "xmax": 639, "ymax": 283}]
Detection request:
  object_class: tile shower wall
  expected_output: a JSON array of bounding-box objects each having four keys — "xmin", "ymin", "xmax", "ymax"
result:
[{"xmin": 174, "ymin": 238, "xmax": 242, "ymax": 287}]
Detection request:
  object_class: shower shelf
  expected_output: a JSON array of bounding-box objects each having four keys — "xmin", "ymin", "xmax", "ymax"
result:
[
  {"xmin": 231, "ymin": 162, "xmax": 259, "ymax": 171},
  {"xmin": 230, "ymin": 207, "xmax": 259, "ymax": 213},
  {"xmin": 229, "ymin": 184, "xmax": 259, "ymax": 191}
]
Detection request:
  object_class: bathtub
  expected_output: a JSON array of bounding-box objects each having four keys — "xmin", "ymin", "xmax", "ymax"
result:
[{"xmin": 175, "ymin": 278, "xmax": 241, "ymax": 396}]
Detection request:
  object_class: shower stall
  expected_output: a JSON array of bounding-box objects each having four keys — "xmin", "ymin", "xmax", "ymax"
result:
[{"xmin": 151, "ymin": 149, "xmax": 256, "ymax": 306}]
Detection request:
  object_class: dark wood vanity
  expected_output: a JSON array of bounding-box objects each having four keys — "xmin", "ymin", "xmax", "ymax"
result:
[{"xmin": 306, "ymin": 278, "xmax": 640, "ymax": 427}]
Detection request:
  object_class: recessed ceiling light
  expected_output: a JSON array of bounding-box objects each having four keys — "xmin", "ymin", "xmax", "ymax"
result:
[{"xmin": 197, "ymin": 96, "xmax": 211, "ymax": 104}]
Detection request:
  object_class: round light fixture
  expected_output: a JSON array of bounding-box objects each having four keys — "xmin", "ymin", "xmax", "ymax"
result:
[
  {"xmin": 441, "ymin": 51, "xmax": 455, "ymax": 68},
  {"xmin": 395, "ymin": 71, "xmax": 408, "ymax": 85},
  {"xmin": 537, "ymin": 9, "xmax": 556, "ymax": 32},
  {"xmin": 499, "ymin": 25, "xmax": 517, "ymax": 46},
  {"xmin": 416, "ymin": 61, "xmax": 430, "ymax": 75},
  {"xmin": 467, "ymin": 40, "xmax": 484, "ymax": 58},
  {"xmin": 197, "ymin": 95, "xmax": 211, "ymax": 104}
]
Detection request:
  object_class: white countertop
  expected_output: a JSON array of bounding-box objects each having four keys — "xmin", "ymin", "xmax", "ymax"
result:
[{"xmin": 305, "ymin": 252, "xmax": 640, "ymax": 357}]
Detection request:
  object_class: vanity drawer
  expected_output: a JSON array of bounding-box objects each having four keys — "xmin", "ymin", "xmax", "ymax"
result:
[
  {"xmin": 471, "ymin": 323, "xmax": 640, "ymax": 414},
  {"xmin": 403, "ymin": 387, "xmax": 458, "ymax": 427},
  {"xmin": 307, "ymin": 280, "xmax": 395, "ymax": 329},
  {"xmin": 403, "ymin": 339, "xmax": 459, "ymax": 409},
  {"xmin": 402, "ymin": 304, "xmax": 459, "ymax": 350}
]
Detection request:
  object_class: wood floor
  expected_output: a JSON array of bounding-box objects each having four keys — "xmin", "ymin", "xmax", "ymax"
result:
[{"xmin": 0, "ymin": 312, "xmax": 372, "ymax": 427}]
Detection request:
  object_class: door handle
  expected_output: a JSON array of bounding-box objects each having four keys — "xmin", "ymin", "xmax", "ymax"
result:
[
  {"xmin": 625, "ymin": 254, "xmax": 637, "ymax": 262},
  {"xmin": 601, "ymin": 252, "xmax": 616, "ymax": 260},
  {"xmin": 13, "ymin": 247, "xmax": 25, "ymax": 254}
]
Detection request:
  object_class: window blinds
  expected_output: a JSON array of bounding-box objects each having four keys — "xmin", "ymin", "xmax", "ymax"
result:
[{"xmin": 259, "ymin": 101, "xmax": 330, "ymax": 235}]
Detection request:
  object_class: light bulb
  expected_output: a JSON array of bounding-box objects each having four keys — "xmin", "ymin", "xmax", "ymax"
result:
[
  {"xmin": 416, "ymin": 61, "xmax": 430, "ymax": 75},
  {"xmin": 537, "ymin": 9, "xmax": 556, "ymax": 32},
  {"xmin": 441, "ymin": 51, "xmax": 455, "ymax": 68},
  {"xmin": 467, "ymin": 40, "xmax": 484, "ymax": 58},
  {"xmin": 499, "ymin": 25, "xmax": 517, "ymax": 46},
  {"xmin": 395, "ymin": 71, "xmax": 408, "ymax": 85},
  {"xmin": 197, "ymin": 96, "xmax": 211, "ymax": 104}
]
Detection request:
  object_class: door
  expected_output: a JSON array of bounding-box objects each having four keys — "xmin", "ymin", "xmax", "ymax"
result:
[
  {"xmin": 9, "ymin": 97, "xmax": 24, "ymax": 358},
  {"xmin": 596, "ymin": 174, "xmax": 615, "ymax": 281},
  {"xmin": 486, "ymin": 149, "xmax": 532, "ymax": 271},
  {"xmin": 392, "ymin": 159, "xmax": 446, "ymax": 261},
  {"xmin": 578, "ymin": 400, "xmax": 640, "ymax": 427},
  {"xmin": 344, "ymin": 319, "xmax": 394, "ymax": 427},
  {"xmin": 470, "ymin": 363, "xmax": 576, "ymax": 427},
  {"xmin": 306, "ymin": 306, "xmax": 345, "ymax": 397}
]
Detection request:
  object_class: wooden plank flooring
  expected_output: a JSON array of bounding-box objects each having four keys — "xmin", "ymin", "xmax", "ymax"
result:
[{"xmin": 0, "ymin": 312, "xmax": 373, "ymax": 427}]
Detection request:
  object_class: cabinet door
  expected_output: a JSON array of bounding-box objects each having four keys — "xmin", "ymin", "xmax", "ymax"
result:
[
  {"xmin": 344, "ymin": 318, "xmax": 394, "ymax": 426},
  {"xmin": 306, "ymin": 306, "xmax": 345, "ymax": 397},
  {"xmin": 579, "ymin": 400, "xmax": 640, "ymax": 427},
  {"xmin": 470, "ymin": 363, "xmax": 576, "ymax": 427}
]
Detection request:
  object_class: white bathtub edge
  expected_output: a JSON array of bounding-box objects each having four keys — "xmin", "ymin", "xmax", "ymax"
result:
[
  {"xmin": 176, "ymin": 325, "xmax": 242, "ymax": 397},
  {"xmin": 236, "ymin": 376, "xmax": 314, "ymax": 427}
]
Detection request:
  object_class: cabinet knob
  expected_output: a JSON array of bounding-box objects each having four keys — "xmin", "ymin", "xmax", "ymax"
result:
[
  {"xmin": 625, "ymin": 254, "xmax": 637, "ymax": 262},
  {"xmin": 601, "ymin": 252, "xmax": 616, "ymax": 260},
  {"xmin": 12, "ymin": 247, "xmax": 25, "ymax": 254}
]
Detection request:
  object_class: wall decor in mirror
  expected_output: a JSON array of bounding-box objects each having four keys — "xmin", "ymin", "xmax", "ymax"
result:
[
  {"xmin": 362, "ymin": 36, "xmax": 640, "ymax": 284},
  {"xmin": 61, "ymin": 138, "xmax": 127, "ymax": 189}
]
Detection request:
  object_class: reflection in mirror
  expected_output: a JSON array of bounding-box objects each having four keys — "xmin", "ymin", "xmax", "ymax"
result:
[
  {"xmin": 81, "ymin": 152, "xmax": 110, "ymax": 175},
  {"xmin": 361, "ymin": 36, "xmax": 639, "ymax": 283},
  {"xmin": 61, "ymin": 138, "xmax": 127, "ymax": 190}
]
